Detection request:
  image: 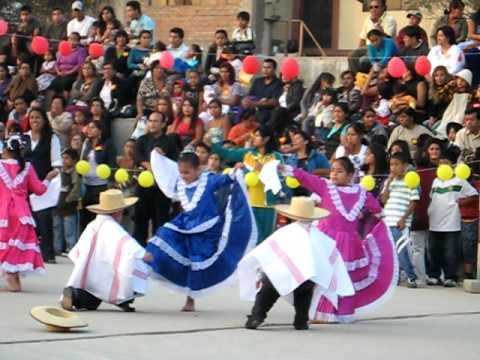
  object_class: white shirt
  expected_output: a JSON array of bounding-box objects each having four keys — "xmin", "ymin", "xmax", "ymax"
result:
[
  {"xmin": 25, "ymin": 131, "xmax": 62, "ymax": 168},
  {"xmin": 428, "ymin": 177, "xmax": 478, "ymax": 232},
  {"xmin": 167, "ymin": 43, "xmax": 189, "ymax": 60},
  {"xmin": 67, "ymin": 16, "xmax": 96, "ymax": 38},
  {"xmin": 359, "ymin": 14, "xmax": 397, "ymax": 44},
  {"xmin": 335, "ymin": 144, "xmax": 368, "ymax": 172},
  {"xmin": 99, "ymin": 81, "xmax": 113, "ymax": 109},
  {"xmin": 427, "ymin": 45, "xmax": 465, "ymax": 75}
]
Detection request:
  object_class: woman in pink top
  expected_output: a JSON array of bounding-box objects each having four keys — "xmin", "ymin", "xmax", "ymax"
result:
[
  {"xmin": 0, "ymin": 135, "xmax": 58, "ymax": 291},
  {"xmin": 292, "ymin": 157, "xmax": 398, "ymax": 323}
]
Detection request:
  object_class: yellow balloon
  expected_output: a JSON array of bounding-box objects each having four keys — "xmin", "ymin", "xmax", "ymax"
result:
[
  {"xmin": 404, "ymin": 171, "xmax": 420, "ymax": 189},
  {"xmin": 286, "ymin": 176, "xmax": 300, "ymax": 189},
  {"xmin": 223, "ymin": 167, "xmax": 233, "ymax": 175},
  {"xmin": 360, "ymin": 175, "xmax": 376, "ymax": 192},
  {"xmin": 455, "ymin": 163, "xmax": 471, "ymax": 180},
  {"xmin": 114, "ymin": 168, "xmax": 130, "ymax": 184},
  {"xmin": 138, "ymin": 170, "xmax": 155, "ymax": 188},
  {"xmin": 437, "ymin": 164, "xmax": 453, "ymax": 181},
  {"xmin": 244, "ymin": 171, "xmax": 260, "ymax": 187},
  {"xmin": 96, "ymin": 164, "xmax": 111, "ymax": 180},
  {"xmin": 75, "ymin": 160, "xmax": 90, "ymax": 176}
]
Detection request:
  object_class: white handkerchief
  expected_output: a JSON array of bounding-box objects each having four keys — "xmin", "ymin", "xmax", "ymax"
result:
[
  {"xmin": 150, "ymin": 150, "xmax": 179, "ymax": 199},
  {"xmin": 259, "ymin": 160, "xmax": 282, "ymax": 195},
  {"xmin": 30, "ymin": 176, "xmax": 61, "ymax": 212}
]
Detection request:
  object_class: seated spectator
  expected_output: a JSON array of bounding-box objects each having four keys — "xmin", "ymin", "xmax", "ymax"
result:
[
  {"xmin": 454, "ymin": 108, "xmax": 480, "ymax": 161},
  {"xmin": 389, "ymin": 82, "xmax": 417, "ymax": 116},
  {"xmin": 205, "ymin": 29, "xmax": 229, "ymax": 75},
  {"xmin": 104, "ymin": 30, "xmax": 131, "ymax": 79},
  {"xmin": 324, "ymin": 103, "xmax": 350, "ymax": 159},
  {"xmin": 333, "ymin": 123, "xmax": 368, "ymax": 176},
  {"xmin": 243, "ymin": 59, "xmax": 283, "ymax": 124},
  {"xmin": 428, "ymin": 26, "xmax": 465, "ymax": 75},
  {"xmin": 218, "ymin": 45, "xmax": 243, "ymax": 80},
  {"xmin": 45, "ymin": 8, "xmax": 68, "ymax": 49},
  {"xmin": 398, "ymin": 25, "xmax": 430, "ymax": 65},
  {"xmin": 349, "ymin": 0, "xmax": 397, "ymax": 73},
  {"xmin": 430, "ymin": 0, "xmax": 467, "ymax": 45},
  {"xmin": 361, "ymin": 108, "xmax": 388, "ymax": 145},
  {"xmin": 48, "ymin": 96, "xmax": 73, "ymax": 150},
  {"xmin": 278, "ymin": 76, "xmax": 304, "ymax": 119},
  {"xmin": 211, "ymin": 62, "xmax": 243, "ymax": 112},
  {"xmin": 396, "ymin": 12, "xmax": 429, "ymax": 49},
  {"xmin": 336, "ymin": 70, "xmax": 361, "ymax": 118},
  {"xmin": 367, "ymin": 29, "xmax": 398, "ymax": 69},
  {"xmin": 50, "ymin": 32, "xmax": 87, "ymax": 97},
  {"xmin": 95, "ymin": 6, "xmax": 123, "ymax": 46},
  {"xmin": 17, "ymin": 5, "xmax": 42, "ymax": 38},
  {"xmin": 125, "ymin": 0, "xmax": 155, "ymax": 44},
  {"xmin": 174, "ymin": 44, "xmax": 202, "ymax": 74},
  {"xmin": 89, "ymin": 98, "xmax": 112, "ymax": 139},
  {"xmin": 227, "ymin": 108, "xmax": 259, "ymax": 147},
  {"xmin": 67, "ymin": 1, "xmax": 96, "ymax": 43},
  {"xmin": 6, "ymin": 96, "xmax": 29, "ymax": 132},
  {"xmin": 2, "ymin": 33, "xmax": 30, "ymax": 68},
  {"xmin": 72, "ymin": 110, "xmax": 89, "ymax": 136},
  {"xmin": 204, "ymin": 99, "xmax": 230, "ymax": 144},
  {"xmin": 428, "ymin": 65, "xmax": 454, "ymax": 125},
  {"xmin": 167, "ymin": 27, "xmax": 189, "ymax": 60},
  {"xmin": 37, "ymin": 49, "xmax": 57, "ymax": 93},
  {"xmin": 0, "ymin": 64, "xmax": 11, "ymax": 121},
  {"xmin": 387, "ymin": 107, "xmax": 432, "ymax": 158},
  {"xmin": 70, "ymin": 133, "xmax": 84, "ymax": 155},
  {"xmin": 231, "ymin": 11, "xmax": 255, "ymax": 55},
  {"xmin": 6, "ymin": 62, "xmax": 38, "ymax": 106},
  {"xmin": 156, "ymin": 95, "xmax": 175, "ymax": 125},
  {"xmin": 167, "ymin": 97, "xmax": 204, "ymax": 149},
  {"xmin": 298, "ymin": 72, "xmax": 335, "ymax": 124},
  {"xmin": 184, "ymin": 69, "xmax": 204, "ymax": 108},
  {"xmin": 306, "ymin": 88, "xmax": 336, "ymax": 141},
  {"xmin": 136, "ymin": 60, "xmax": 169, "ymax": 119},
  {"xmin": 68, "ymin": 61, "xmax": 102, "ymax": 109},
  {"xmin": 400, "ymin": 66, "xmax": 428, "ymax": 116},
  {"xmin": 127, "ymin": 30, "xmax": 152, "ymax": 80},
  {"xmin": 463, "ymin": 6, "xmax": 480, "ymax": 87},
  {"xmin": 99, "ymin": 62, "xmax": 129, "ymax": 116}
]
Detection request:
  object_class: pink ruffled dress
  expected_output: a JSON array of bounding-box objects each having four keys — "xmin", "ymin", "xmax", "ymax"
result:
[
  {"xmin": 0, "ymin": 159, "xmax": 47, "ymax": 276},
  {"xmin": 294, "ymin": 169, "xmax": 397, "ymax": 323}
]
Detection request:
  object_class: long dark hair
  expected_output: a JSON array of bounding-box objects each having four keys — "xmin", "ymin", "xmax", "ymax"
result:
[
  {"xmin": 97, "ymin": 6, "xmax": 122, "ymax": 35},
  {"xmin": 157, "ymin": 94, "xmax": 174, "ymax": 126},
  {"xmin": 5, "ymin": 136, "xmax": 26, "ymax": 171},
  {"xmin": 29, "ymin": 108, "xmax": 53, "ymax": 141},
  {"xmin": 388, "ymin": 139, "xmax": 413, "ymax": 164},
  {"xmin": 178, "ymin": 97, "xmax": 200, "ymax": 130},
  {"xmin": 255, "ymin": 127, "xmax": 277, "ymax": 154},
  {"xmin": 361, "ymin": 143, "xmax": 388, "ymax": 175},
  {"xmin": 218, "ymin": 62, "xmax": 236, "ymax": 85}
]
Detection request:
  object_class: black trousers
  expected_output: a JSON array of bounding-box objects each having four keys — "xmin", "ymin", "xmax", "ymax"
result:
[
  {"xmin": 133, "ymin": 186, "xmax": 172, "ymax": 246},
  {"xmin": 71, "ymin": 288, "xmax": 133, "ymax": 310},
  {"xmin": 80, "ymin": 184, "xmax": 108, "ymax": 232},
  {"xmin": 428, "ymin": 231, "xmax": 459, "ymax": 281},
  {"xmin": 34, "ymin": 208, "xmax": 54, "ymax": 261},
  {"xmin": 249, "ymin": 275, "xmax": 314, "ymax": 326}
]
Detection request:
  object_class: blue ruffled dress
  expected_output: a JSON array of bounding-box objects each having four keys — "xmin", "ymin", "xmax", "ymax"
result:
[{"xmin": 145, "ymin": 172, "xmax": 257, "ymax": 297}]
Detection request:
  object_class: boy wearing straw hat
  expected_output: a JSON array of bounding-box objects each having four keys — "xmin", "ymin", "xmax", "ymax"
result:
[
  {"xmin": 238, "ymin": 197, "xmax": 354, "ymax": 330},
  {"xmin": 60, "ymin": 189, "xmax": 149, "ymax": 312}
]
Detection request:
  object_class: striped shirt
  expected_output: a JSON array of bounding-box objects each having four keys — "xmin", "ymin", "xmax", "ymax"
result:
[{"xmin": 383, "ymin": 179, "xmax": 420, "ymax": 227}]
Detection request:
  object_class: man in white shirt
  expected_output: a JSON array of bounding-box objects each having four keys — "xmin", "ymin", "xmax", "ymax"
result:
[{"xmin": 67, "ymin": 1, "xmax": 95, "ymax": 43}]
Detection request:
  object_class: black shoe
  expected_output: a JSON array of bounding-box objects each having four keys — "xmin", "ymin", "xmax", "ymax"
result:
[
  {"xmin": 61, "ymin": 287, "xmax": 74, "ymax": 311},
  {"xmin": 118, "ymin": 303, "xmax": 136, "ymax": 312},
  {"xmin": 293, "ymin": 322, "xmax": 309, "ymax": 330},
  {"xmin": 245, "ymin": 315, "xmax": 264, "ymax": 330}
]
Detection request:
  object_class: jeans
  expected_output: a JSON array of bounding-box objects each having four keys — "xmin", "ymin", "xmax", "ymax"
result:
[
  {"xmin": 53, "ymin": 213, "xmax": 78, "ymax": 254},
  {"xmin": 428, "ymin": 231, "xmax": 459, "ymax": 281},
  {"xmin": 390, "ymin": 227, "xmax": 417, "ymax": 281},
  {"xmin": 409, "ymin": 231, "xmax": 428, "ymax": 284},
  {"xmin": 460, "ymin": 221, "xmax": 477, "ymax": 264}
]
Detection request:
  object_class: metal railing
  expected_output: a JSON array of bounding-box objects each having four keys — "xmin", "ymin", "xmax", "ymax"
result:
[{"xmin": 284, "ymin": 19, "xmax": 327, "ymax": 57}]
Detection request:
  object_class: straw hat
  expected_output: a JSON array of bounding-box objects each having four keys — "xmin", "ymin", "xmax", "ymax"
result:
[
  {"xmin": 86, "ymin": 189, "xmax": 138, "ymax": 214},
  {"xmin": 30, "ymin": 306, "xmax": 88, "ymax": 332},
  {"xmin": 275, "ymin": 197, "xmax": 330, "ymax": 222}
]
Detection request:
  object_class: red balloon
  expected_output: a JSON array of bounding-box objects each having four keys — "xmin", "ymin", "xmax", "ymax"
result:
[
  {"xmin": 242, "ymin": 55, "xmax": 260, "ymax": 74},
  {"xmin": 387, "ymin": 57, "xmax": 407, "ymax": 78},
  {"xmin": 88, "ymin": 42, "xmax": 104, "ymax": 59},
  {"xmin": 414, "ymin": 55, "xmax": 431, "ymax": 77},
  {"xmin": 31, "ymin": 36, "xmax": 49, "ymax": 56},
  {"xmin": 58, "ymin": 40, "xmax": 72, "ymax": 57},
  {"xmin": 281, "ymin": 57, "xmax": 300, "ymax": 81},
  {"xmin": 0, "ymin": 20, "xmax": 8, "ymax": 36},
  {"xmin": 159, "ymin": 51, "xmax": 174, "ymax": 70}
]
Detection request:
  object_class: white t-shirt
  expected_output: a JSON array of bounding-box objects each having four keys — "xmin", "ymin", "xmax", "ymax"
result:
[
  {"xmin": 99, "ymin": 81, "xmax": 113, "ymax": 109},
  {"xmin": 167, "ymin": 43, "xmax": 189, "ymax": 60},
  {"xmin": 427, "ymin": 45, "xmax": 465, "ymax": 75},
  {"xmin": 335, "ymin": 144, "xmax": 368, "ymax": 171},
  {"xmin": 428, "ymin": 177, "xmax": 478, "ymax": 232},
  {"xmin": 67, "ymin": 16, "xmax": 96, "ymax": 38}
]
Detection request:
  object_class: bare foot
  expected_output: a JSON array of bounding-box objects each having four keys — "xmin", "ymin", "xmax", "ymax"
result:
[
  {"xmin": 143, "ymin": 252, "xmax": 153, "ymax": 262},
  {"xmin": 181, "ymin": 296, "xmax": 195, "ymax": 312},
  {"xmin": 5, "ymin": 273, "xmax": 21, "ymax": 292}
]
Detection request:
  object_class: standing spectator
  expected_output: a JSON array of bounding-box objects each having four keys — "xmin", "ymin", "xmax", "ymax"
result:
[
  {"xmin": 134, "ymin": 111, "xmax": 179, "ymax": 246},
  {"xmin": 349, "ymin": 0, "xmax": 397, "ymax": 73},
  {"xmin": 48, "ymin": 96, "xmax": 73, "ymax": 150},
  {"xmin": 337, "ymin": 70, "xmax": 361, "ymax": 118},
  {"xmin": 103, "ymin": 31, "xmax": 131, "ymax": 78},
  {"xmin": 396, "ymin": 12, "xmax": 429, "ymax": 49},
  {"xmin": 231, "ymin": 11, "xmax": 255, "ymax": 55},
  {"xmin": 67, "ymin": 1, "xmax": 96, "ymax": 43},
  {"xmin": 398, "ymin": 25, "xmax": 430, "ymax": 65},
  {"xmin": 96, "ymin": 6, "xmax": 123, "ymax": 46},
  {"xmin": 243, "ymin": 59, "xmax": 283, "ymax": 124},
  {"xmin": 205, "ymin": 29, "xmax": 229, "ymax": 75},
  {"xmin": 45, "ymin": 8, "xmax": 68, "ymax": 48},
  {"xmin": 454, "ymin": 108, "xmax": 480, "ymax": 161},
  {"xmin": 167, "ymin": 27, "xmax": 189, "ymax": 60},
  {"xmin": 53, "ymin": 148, "xmax": 81, "ymax": 255},
  {"xmin": 17, "ymin": 5, "xmax": 43, "ymax": 38},
  {"xmin": 367, "ymin": 29, "xmax": 398, "ymax": 69},
  {"xmin": 125, "ymin": 0, "xmax": 155, "ymax": 43},
  {"xmin": 361, "ymin": 143, "xmax": 389, "ymax": 198},
  {"xmin": 428, "ymin": 26, "xmax": 465, "ymax": 75},
  {"xmin": 430, "ymin": 0, "xmax": 468, "ymax": 45},
  {"xmin": 427, "ymin": 159, "xmax": 477, "ymax": 287},
  {"xmin": 24, "ymin": 109, "xmax": 62, "ymax": 263}
]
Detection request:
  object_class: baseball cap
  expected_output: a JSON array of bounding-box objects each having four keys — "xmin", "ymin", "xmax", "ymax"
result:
[
  {"xmin": 407, "ymin": 11, "xmax": 422, "ymax": 19},
  {"xmin": 72, "ymin": 1, "xmax": 84, "ymax": 11}
]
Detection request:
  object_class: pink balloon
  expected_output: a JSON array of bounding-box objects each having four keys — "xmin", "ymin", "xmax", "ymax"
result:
[
  {"xmin": 88, "ymin": 42, "xmax": 104, "ymax": 59},
  {"xmin": 281, "ymin": 57, "xmax": 300, "ymax": 81},
  {"xmin": 0, "ymin": 20, "xmax": 8, "ymax": 36},
  {"xmin": 159, "ymin": 51, "xmax": 174, "ymax": 70},
  {"xmin": 242, "ymin": 55, "xmax": 260, "ymax": 74},
  {"xmin": 387, "ymin": 57, "xmax": 407, "ymax": 78},
  {"xmin": 414, "ymin": 56, "xmax": 431, "ymax": 77},
  {"xmin": 58, "ymin": 40, "xmax": 72, "ymax": 57},
  {"xmin": 31, "ymin": 36, "xmax": 49, "ymax": 56}
]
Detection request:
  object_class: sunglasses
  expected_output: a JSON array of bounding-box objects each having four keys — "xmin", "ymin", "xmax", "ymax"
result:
[{"xmin": 369, "ymin": 5, "xmax": 380, "ymax": 9}]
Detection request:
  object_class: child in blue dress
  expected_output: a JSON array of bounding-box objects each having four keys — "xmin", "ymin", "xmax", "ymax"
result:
[{"xmin": 144, "ymin": 152, "xmax": 256, "ymax": 311}]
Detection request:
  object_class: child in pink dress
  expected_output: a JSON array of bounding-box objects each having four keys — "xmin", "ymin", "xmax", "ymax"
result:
[
  {"xmin": 293, "ymin": 157, "xmax": 398, "ymax": 323},
  {"xmin": 0, "ymin": 135, "xmax": 57, "ymax": 291}
]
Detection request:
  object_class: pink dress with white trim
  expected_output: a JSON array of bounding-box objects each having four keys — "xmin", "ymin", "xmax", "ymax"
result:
[
  {"xmin": 0, "ymin": 159, "xmax": 47, "ymax": 276},
  {"xmin": 294, "ymin": 169, "xmax": 398, "ymax": 323}
]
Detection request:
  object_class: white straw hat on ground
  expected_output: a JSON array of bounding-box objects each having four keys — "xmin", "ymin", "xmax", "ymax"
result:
[
  {"xmin": 275, "ymin": 197, "xmax": 330, "ymax": 222},
  {"xmin": 86, "ymin": 189, "xmax": 138, "ymax": 214},
  {"xmin": 30, "ymin": 306, "xmax": 88, "ymax": 332}
]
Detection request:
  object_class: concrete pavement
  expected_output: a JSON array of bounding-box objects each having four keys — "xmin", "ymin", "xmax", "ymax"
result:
[{"xmin": 1, "ymin": 258, "xmax": 479, "ymax": 359}]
